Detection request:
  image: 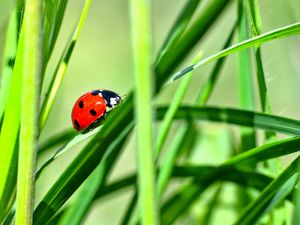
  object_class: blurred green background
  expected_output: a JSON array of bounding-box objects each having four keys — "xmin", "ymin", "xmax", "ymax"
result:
[{"xmin": 34, "ymin": 0, "xmax": 300, "ymax": 224}]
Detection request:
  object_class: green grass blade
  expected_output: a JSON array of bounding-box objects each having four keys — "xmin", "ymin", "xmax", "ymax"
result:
[
  {"xmin": 39, "ymin": 0, "xmax": 92, "ymax": 130},
  {"xmin": 171, "ymin": 22, "xmax": 300, "ymax": 82},
  {"xmin": 155, "ymin": 53, "xmax": 201, "ymax": 156},
  {"xmin": 15, "ymin": 0, "xmax": 41, "ymax": 224},
  {"xmin": 155, "ymin": 0, "xmax": 201, "ymax": 66},
  {"xmin": 57, "ymin": 123, "xmax": 132, "ymax": 225},
  {"xmin": 36, "ymin": 126, "xmax": 101, "ymax": 179},
  {"xmin": 292, "ymin": 161, "xmax": 300, "ymax": 225},
  {"xmin": 155, "ymin": 0, "xmax": 231, "ymax": 88},
  {"xmin": 0, "ymin": 5, "xmax": 25, "ymax": 222},
  {"xmin": 157, "ymin": 123, "xmax": 196, "ymax": 197},
  {"xmin": 233, "ymin": 157, "xmax": 299, "ymax": 225},
  {"xmin": 237, "ymin": 0, "xmax": 256, "ymax": 152},
  {"xmin": 37, "ymin": 128, "xmax": 76, "ymax": 154},
  {"xmin": 202, "ymin": 184, "xmax": 222, "ymax": 225},
  {"xmin": 120, "ymin": 191, "xmax": 138, "ymax": 225},
  {"xmin": 196, "ymin": 22, "xmax": 236, "ymax": 104},
  {"xmin": 0, "ymin": 10, "xmax": 17, "ymax": 123},
  {"xmin": 156, "ymin": 106, "xmax": 300, "ymax": 135},
  {"xmin": 130, "ymin": 0, "xmax": 157, "ymax": 224},
  {"xmin": 42, "ymin": 0, "xmax": 68, "ymax": 73}
]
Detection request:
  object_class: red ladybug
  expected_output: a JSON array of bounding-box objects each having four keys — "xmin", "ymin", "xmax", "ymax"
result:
[{"xmin": 71, "ymin": 89, "xmax": 122, "ymax": 131}]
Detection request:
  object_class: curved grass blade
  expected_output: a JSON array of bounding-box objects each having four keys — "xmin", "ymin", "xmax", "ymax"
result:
[
  {"xmin": 155, "ymin": 0, "xmax": 231, "ymax": 88},
  {"xmin": 196, "ymin": 21, "xmax": 236, "ymax": 104},
  {"xmin": 233, "ymin": 157, "xmax": 299, "ymax": 225},
  {"xmin": 15, "ymin": 0, "xmax": 42, "ymax": 223},
  {"xmin": 0, "ymin": 10, "xmax": 17, "ymax": 124},
  {"xmin": 130, "ymin": 0, "xmax": 157, "ymax": 224},
  {"xmin": 155, "ymin": 0, "xmax": 201, "ymax": 66},
  {"xmin": 36, "ymin": 126, "xmax": 101, "ymax": 179},
  {"xmin": 156, "ymin": 106, "xmax": 300, "ymax": 136},
  {"xmin": 57, "ymin": 123, "xmax": 133, "ymax": 225},
  {"xmin": 39, "ymin": 0, "xmax": 92, "ymax": 130},
  {"xmin": 170, "ymin": 22, "xmax": 300, "ymax": 82},
  {"xmin": 120, "ymin": 190, "xmax": 138, "ymax": 225},
  {"xmin": 37, "ymin": 128, "xmax": 76, "ymax": 154}
]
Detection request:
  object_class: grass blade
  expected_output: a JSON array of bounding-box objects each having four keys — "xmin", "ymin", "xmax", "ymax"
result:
[
  {"xmin": 292, "ymin": 161, "xmax": 300, "ymax": 225},
  {"xmin": 37, "ymin": 128, "xmax": 76, "ymax": 154},
  {"xmin": 57, "ymin": 123, "xmax": 133, "ymax": 225},
  {"xmin": 171, "ymin": 22, "xmax": 300, "ymax": 82},
  {"xmin": 0, "ymin": 10, "xmax": 17, "ymax": 123},
  {"xmin": 39, "ymin": 0, "xmax": 92, "ymax": 130},
  {"xmin": 156, "ymin": 106, "xmax": 300, "ymax": 136},
  {"xmin": 130, "ymin": 0, "xmax": 157, "ymax": 224},
  {"xmin": 36, "ymin": 126, "xmax": 101, "ymax": 179},
  {"xmin": 155, "ymin": 0, "xmax": 231, "ymax": 88},
  {"xmin": 155, "ymin": 0, "xmax": 201, "ymax": 65},
  {"xmin": 15, "ymin": 0, "xmax": 41, "ymax": 224},
  {"xmin": 233, "ymin": 157, "xmax": 299, "ymax": 225},
  {"xmin": 42, "ymin": 0, "xmax": 68, "ymax": 73},
  {"xmin": 0, "ymin": 4, "xmax": 25, "ymax": 222}
]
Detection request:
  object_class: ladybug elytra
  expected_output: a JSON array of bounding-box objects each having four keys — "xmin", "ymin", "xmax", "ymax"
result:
[{"xmin": 71, "ymin": 89, "xmax": 122, "ymax": 131}]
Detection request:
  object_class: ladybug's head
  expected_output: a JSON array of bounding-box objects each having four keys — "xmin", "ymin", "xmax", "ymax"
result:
[{"xmin": 97, "ymin": 89, "xmax": 122, "ymax": 108}]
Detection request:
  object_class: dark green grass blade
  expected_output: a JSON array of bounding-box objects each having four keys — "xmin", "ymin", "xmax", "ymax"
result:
[
  {"xmin": 37, "ymin": 128, "xmax": 76, "ymax": 154},
  {"xmin": 57, "ymin": 123, "xmax": 133, "ymax": 225},
  {"xmin": 33, "ymin": 2, "xmax": 234, "ymax": 222},
  {"xmin": 39, "ymin": 0, "xmax": 92, "ymax": 130},
  {"xmin": 0, "ymin": 10, "xmax": 17, "ymax": 123},
  {"xmin": 237, "ymin": 0, "xmax": 256, "ymax": 152},
  {"xmin": 171, "ymin": 22, "xmax": 300, "ymax": 82},
  {"xmin": 155, "ymin": 0, "xmax": 201, "ymax": 65},
  {"xmin": 292, "ymin": 161, "xmax": 300, "ymax": 225},
  {"xmin": 233, "ymin": 157, "xmax": 299, "ymax": 225},
  {"xmin": 202, "ymin": 184, "xmax": 223, "ymax": 225},
  {"xmin": 120, "ymin": 191, "xmax": 138, "ymax": 225},
  {"xmin": 156, "ymin": 106, "xmax": 300, "ymax": 136}
]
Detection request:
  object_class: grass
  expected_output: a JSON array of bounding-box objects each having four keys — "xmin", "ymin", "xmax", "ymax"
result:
[{"xmin": 0, "ymin": 0, "xmax": 299, "ymax": 225}]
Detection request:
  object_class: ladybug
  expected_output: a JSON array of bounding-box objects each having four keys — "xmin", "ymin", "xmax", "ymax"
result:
[{"xmin": 71, "ymin": 89, "xmax": 122, "ymax": 131}]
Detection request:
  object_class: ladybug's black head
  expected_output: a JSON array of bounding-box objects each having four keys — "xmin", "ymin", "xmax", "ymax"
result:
[{"xmin": 99, "ymin": 90, "xmax": 122, "ymax": 108}]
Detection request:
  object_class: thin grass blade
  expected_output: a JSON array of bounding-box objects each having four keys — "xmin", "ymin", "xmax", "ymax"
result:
[
  {"xmin": 233, "ymin": 157, "xmax": 300, "ymax": 225},
  {"xmin": 0, "ymin": 10, "xmax": 17, "ymax": 123},
  {"xmin": 155, "ymin": 0, "xmax": 201, "ymax": 66},
  {"xmin": 171, "ymin": 22, "xmax": 300, "ymax": 82},
  {"xmin": 156, "ymin": 106, "xmax": 300, "ymax": 136}
]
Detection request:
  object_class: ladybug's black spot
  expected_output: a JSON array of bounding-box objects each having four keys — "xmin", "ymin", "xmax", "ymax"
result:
[
  {"xmin": 78, "ymin": 101, "xmax": 84, "ymax": 108},
  {"xmin": 90, "ymin": 109, "xmax": 97, "ymax": 116},
  {"xmin": 74, "ymin": 119, "xmax": 80, "ymax": 128},
  {"xmin": 91, "ymin": 90, "xmax": 101, "ymax": 96}
]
